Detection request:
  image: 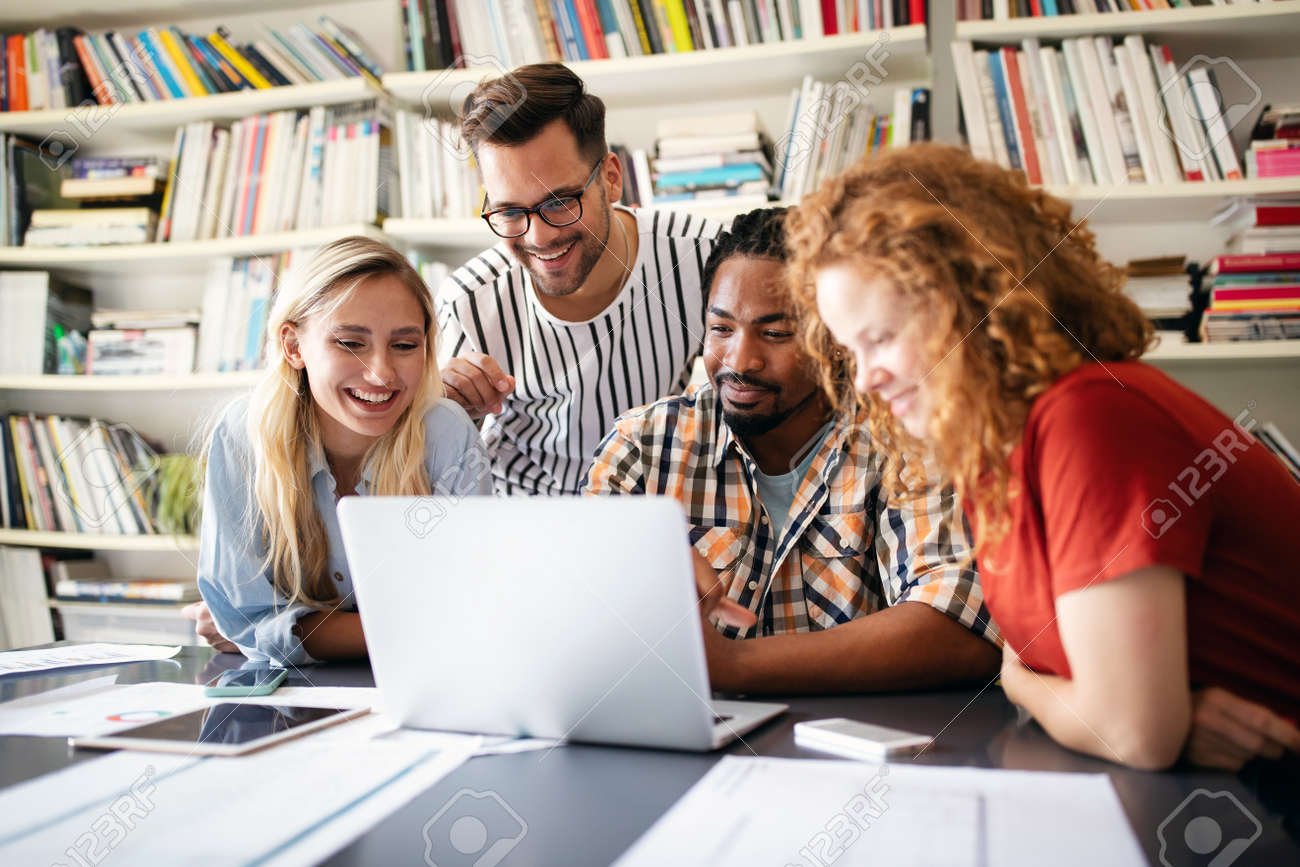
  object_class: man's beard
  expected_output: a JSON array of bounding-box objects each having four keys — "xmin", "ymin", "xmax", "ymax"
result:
[{"xmin": 716, "ymin": 372, "xmax": 817, "ymax": 438}]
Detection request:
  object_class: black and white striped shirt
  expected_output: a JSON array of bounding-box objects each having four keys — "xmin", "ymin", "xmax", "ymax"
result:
[{"xmin": 437, "ymin": 207, "xmax": 724, "ymax": 495}]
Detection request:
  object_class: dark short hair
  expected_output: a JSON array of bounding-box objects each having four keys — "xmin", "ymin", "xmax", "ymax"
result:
[
  {"xmin": 460, "ymin": 63, "xmax": 607, "ymax": 163},
  {"xmin": 702, "ymin": 207, "xmax": 789, "ymax": 300}
]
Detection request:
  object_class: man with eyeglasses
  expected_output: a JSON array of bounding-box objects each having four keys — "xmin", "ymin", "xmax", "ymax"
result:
[{"xmin": 438, "ymin": 63, "xmax": 723, "ymax": 494}]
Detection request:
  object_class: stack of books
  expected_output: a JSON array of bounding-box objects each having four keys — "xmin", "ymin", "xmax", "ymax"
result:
[
  {"xmin": 637, "ymin": 112, "xmax": 773, "ymax": 209},
  {"xmin": 401, "ymin": 0, "xmax": 925, "ymax": 71},
  {"xmin": 1124, "ymin": 256, "xmax": 1192, "ymax": 343},
  {"xmin": 1246, "ymin": 104, "xmax": 1300, "ymax": 180},
  {"xmin": 86, "ymin": 308, "xmax": 201, "ymax": 377},
  {"xmin": 1199, "ymin": 252, "xmax": 1300, "ymax": 343},
  {"xmin": 775, "ymin": 77, "xmax": 926, "ymax": 203},
  {"xmin": 0, "ymin": 271, "xmax": 92, "ymax": 375},
  {"xmin": 24, "ymin": 207, "xmax": 158, "ymax": 247},
  {"xmin": 159, "ymin": 100, "xmax": 394, "ymax": 242},
  {"xmin": 0, "ymin": 17, "xmax": 382, "ymax": 112},
  {"xmin": 61, "ymin": 157, "xmax": 166, "ymax": 200},
  {"xmin": 1, "ymin": 414, "xmax": 161, "ymax": 535},
  {"xmin": 392, "ymin": 111, "xmax": 482, "ymax": 220},
  {"xmin": 54, "ymin": 560, "xmax": 199, "ymax": 605},
  {"xmin": 1216, "ymin": 197, "xmax": 1300, "ymax": 256},
  {"xmin": 957, "ymin": 0, "xmax": 1262, "ymax": 19},
  {"xmin": 196, "ymin": 253, "xmax": 297, "ymax": 373},
  {"xmin": 952, "ymin": 36, "xmax": 1245, "ymax": 186}
]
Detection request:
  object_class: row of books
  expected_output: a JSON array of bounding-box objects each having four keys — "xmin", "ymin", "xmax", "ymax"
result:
[
  {"xmin": 776, "ymin": 78, "xmax": 929, "ymax": 203},
  {"xmin": 953, "ymin": 36, "xmax": 1246, "ymax": 188},
  {"xmin": 403, "ymin": 0, "xmax": 925, "ymax": 71},
  {"xmin": 1, "ymin": 413, "xmax": 161, "ymax": 535},
  {"xmin": 1246, "ymin": 104, "xmax": 1300, "ymax": 180},
  {"xmin": 957, "ymin": 0, "xmax": 1256, "ymax": 19},
  {"xmin": 392, "ymin": 112, "xmax": 484, "ymax": 220},
  {"xmin": 198, "ymin": 254, "xmax": 296, "ymax": 373},
  {"xmin": 81, "ymin": 100, "xmax": 392, "ymax": 247},
  {"xmin": 0, "ymin": 271, "xmax": 91, "ymax": 375},
  {"xmin": 1199, "ymin": 251, "xmax": 1300, "ymax": 343},
  {"xmin": 1123, "ymin": 255, "xmax": 1193, "ymax": 342},
  {"xmin": 0, "ymin": 17, "xmax": 381, "ymax": 112}
]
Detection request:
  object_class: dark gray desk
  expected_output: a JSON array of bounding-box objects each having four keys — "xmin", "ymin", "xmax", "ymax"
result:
[{"xmin": 2, "ymin": 647, "xmax": 1296, "ymax": 866}]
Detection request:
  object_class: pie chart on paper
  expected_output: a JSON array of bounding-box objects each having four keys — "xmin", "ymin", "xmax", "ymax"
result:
[{"xmin": 106, "ymin": 710, "xmax": 171, "ymax": 723}]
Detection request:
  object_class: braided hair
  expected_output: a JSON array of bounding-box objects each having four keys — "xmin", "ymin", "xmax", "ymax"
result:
[{"xmin": 701, "ymin": 207, "xmax": 789, "ymax": 304}]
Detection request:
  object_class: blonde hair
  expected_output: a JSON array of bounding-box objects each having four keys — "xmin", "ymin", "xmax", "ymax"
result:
[
  {"xmin": 245, "ymin": 236, "xmax": 442, "ymax": 607},
  {"xmin": 786, "ymin": 143, "xmax": 1152, "ymax": 544}
]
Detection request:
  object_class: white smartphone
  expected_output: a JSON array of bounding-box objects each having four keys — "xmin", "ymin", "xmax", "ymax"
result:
[{"xmin": 794, "ymin": 717, "xmax": 932, "ymax": 760}]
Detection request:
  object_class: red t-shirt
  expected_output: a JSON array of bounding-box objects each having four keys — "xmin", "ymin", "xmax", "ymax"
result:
[{"xmin": 972, "ymin": 361, "xmax": 1300, "ymax": 720}]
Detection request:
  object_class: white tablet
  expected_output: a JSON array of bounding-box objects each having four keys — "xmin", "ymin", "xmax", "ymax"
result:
[{"xmin": 70, "ymin": 702, "xmax": 369, "ymax": 756}]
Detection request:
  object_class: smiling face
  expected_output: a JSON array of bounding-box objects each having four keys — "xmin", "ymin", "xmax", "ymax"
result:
[
  {"xmin": 814, "ymin": 262, "xmax": 934, "ymax": 439},
  {"xmin": 476, "ymin": 119, "xmax": 617, "ymax": 297},
  {"xmin": 703, "ymin": 256, "xmax": 821, "ymax": 438},
  {"xmin": 281, "ymin": 273, "xmax": 429, "ymax": 459}
]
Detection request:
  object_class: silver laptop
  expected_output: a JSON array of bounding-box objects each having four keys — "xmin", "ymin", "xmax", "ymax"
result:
[{"xmin": 336, "ymin": 495, "xmax": 786, "ymax": 751}]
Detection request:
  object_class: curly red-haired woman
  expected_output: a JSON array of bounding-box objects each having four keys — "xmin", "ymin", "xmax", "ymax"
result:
[{"xmin": 787, "ymin": 142, "xmax": 1300, "ymax": 772}]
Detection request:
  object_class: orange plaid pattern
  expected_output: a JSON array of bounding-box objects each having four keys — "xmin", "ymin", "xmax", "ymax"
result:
[{"xmin": 585, "ymin": 383, "xmax": 999, "ymax": 642}]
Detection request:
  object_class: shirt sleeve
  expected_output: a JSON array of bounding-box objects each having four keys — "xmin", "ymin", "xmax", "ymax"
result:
[
  {"xmin": 425, "ymin": 399, "xmax": 494, "ymax": 495},
  {"xmin": 1033, "ymin": 380, "xmax": 1211, "ymax": 596},
  {"xmin": 584, "ymin": 422, "xmax": 648, "ymax": 496},
  {"xmin": 196, "ymin": 405, "xmax": 317, "ymax": 667},
  {"xmin": 872, "ymin": 473, "xmax": 1000, "ymax": 645}
]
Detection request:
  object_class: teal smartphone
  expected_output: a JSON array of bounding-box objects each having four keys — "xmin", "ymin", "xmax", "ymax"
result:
[{"xmin": 204, "ymin": 667, "xmax": 288, "ymax": 697}]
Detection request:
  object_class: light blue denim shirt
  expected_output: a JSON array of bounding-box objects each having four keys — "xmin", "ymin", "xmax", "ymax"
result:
[{"xmin": 197, "ymin": 396, "xmax": 491, "ymax": 666}]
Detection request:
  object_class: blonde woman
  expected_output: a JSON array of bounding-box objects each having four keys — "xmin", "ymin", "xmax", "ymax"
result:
[
  {"xmin": 787, "ymin": 144, "xmax": 1300, "ymax": 771},
  {"xmin": 197, "ymin": 236, "xmax": 491, "ymax": 664}
]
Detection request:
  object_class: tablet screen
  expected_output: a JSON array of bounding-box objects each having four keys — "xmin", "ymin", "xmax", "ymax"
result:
[{"xmin": 110, "ymin": 704, "xmax": 353, "ymax": 747}]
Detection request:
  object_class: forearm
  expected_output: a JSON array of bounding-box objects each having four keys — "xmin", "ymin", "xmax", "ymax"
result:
[
  {"xmin": 294, "ymin": 611, "xmax": 367, "ymax": 660},
  {"xmin": 719, "ymin": 601, "xmax": 999, "ymax": 694},
  {"xmin": 1001, "ymin": 661, "xmax": 1189, "ymax": 770}
]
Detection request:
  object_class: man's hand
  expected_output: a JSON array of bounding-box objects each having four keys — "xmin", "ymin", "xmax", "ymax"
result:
[
  {"xmin": 1186, "ymin": 686, "xmax": 1300, "ymax": 770},
  {"xmin": 692, "ymin": 548, "xmax": 755, "ymax": 692},
  {"xmin": 442, "ymin": 352, "xmax": 516, "ymax": 419},
  {"xmin": 181, "ymin": 601, "xmax": 240, "ymax": 654}
]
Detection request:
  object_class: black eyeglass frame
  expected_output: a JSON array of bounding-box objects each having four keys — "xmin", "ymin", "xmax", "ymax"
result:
[{"xmin": 480, "ymin": 158, "xmax": 607, "ymax": 239}]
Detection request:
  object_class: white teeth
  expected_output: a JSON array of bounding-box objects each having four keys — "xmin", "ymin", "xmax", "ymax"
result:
[
  {"xmin": 533, "ymin": 243, "xmax": 572, "ymax": 262},
  {"xmin": 346, "ymin": 388, "xmax": 394, "ymax": 404}
]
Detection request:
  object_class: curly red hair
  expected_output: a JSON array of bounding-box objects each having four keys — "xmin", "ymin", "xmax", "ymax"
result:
[{"xmin": 786, "ymin": 142, "xmax": 1153, "ymax": 542}]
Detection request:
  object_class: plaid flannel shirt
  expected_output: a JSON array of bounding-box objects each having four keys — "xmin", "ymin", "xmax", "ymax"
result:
[{"xmin": 585, "ymin": 383, "xmax": 999, "ymax": 642}]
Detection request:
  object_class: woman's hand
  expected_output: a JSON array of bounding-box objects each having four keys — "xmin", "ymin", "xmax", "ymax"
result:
[
  {"xmin": 1186, "ymin": 686, "xmax": 1300, "ymax": 770},
  {"xmin": 181, "ymin": 601, "xmax": 241, "ymax": 654}
]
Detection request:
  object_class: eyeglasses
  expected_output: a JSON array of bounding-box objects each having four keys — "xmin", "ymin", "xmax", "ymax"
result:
[{"xmin": 480, "ymin": 159, "xmax": 605, "ymax": 239}]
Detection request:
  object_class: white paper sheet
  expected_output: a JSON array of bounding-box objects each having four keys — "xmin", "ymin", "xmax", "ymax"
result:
[
  {"xmin": 0, "ymin": 720, "xmax": 481, "ymax": 866},
  {"xmin": 0, "ymin": 643, "xmax": 181, "ymax": 676},
  {"xmin": 0, "ymin": 681, "xmax": 210, "ymax": 737},
  {"xmin": 613, "ymin": 757, "xmax": 1146, "ymax": 867}
]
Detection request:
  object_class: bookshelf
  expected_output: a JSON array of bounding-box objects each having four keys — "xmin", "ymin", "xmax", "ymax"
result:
[
  {"xmin": 955, "ymin": 5, "xmax": 1300, "ymax": 50},
  {"xmin": 0, "ymin": 224, "xmax": 391, "ymax": 274},
  {"xmin": 1, "ymin": 0, "xmax": 1298, "ymax": 647},
  {"xmin": 385, "ymin": 27, "xmax": 931, "ymax": 109},
  {"xmin": 0, "ymin": 529, "xmax": 199, "ymax": 553}
]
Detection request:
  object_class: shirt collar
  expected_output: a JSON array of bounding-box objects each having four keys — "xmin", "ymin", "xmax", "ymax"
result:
[{"xmin": 306, "ymin": 439, "xmax": 375, "ymax": 494}]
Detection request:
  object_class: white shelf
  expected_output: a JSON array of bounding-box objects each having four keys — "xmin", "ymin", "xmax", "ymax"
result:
[
  {"xmin": 956, "ymin": 6, "xmax": 1300, "ymax": 54},
  {"xmin": 1145, "ymin": 338, "xmax": 1300, "ymax": 362},
  {"xmin": 0, "ymin": 223, "xmax": 389, "ymax": 274},
  {"xmin": 0, "ymin": 529, "xmax": 199, "ymax": 552},
  {"xmin": 384, "ymin": 27, "xmax": 931, "ymax": 112},
  {"xmin": 0, "ymin": 371, "xmax": 261, "ymax": 392},
  {"xmin": 0, "ymin": 79, "xmax": 382, "ymax": 148},
  {"xmin": 384, "ymin": 199, "xmax": 796, "ymax": 247},
  {"xmin": 1044, "ymin": 178, "xmax": 1300, "ymax": 223},
  {"xmin": 0, "ymin": 0, "xmax": 327, "ymax": 31}
]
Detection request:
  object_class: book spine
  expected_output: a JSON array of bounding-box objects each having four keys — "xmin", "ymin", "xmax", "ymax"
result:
[{"xmin": 208, "ymin": 29, "xmax": 272, "ymax": 89}]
